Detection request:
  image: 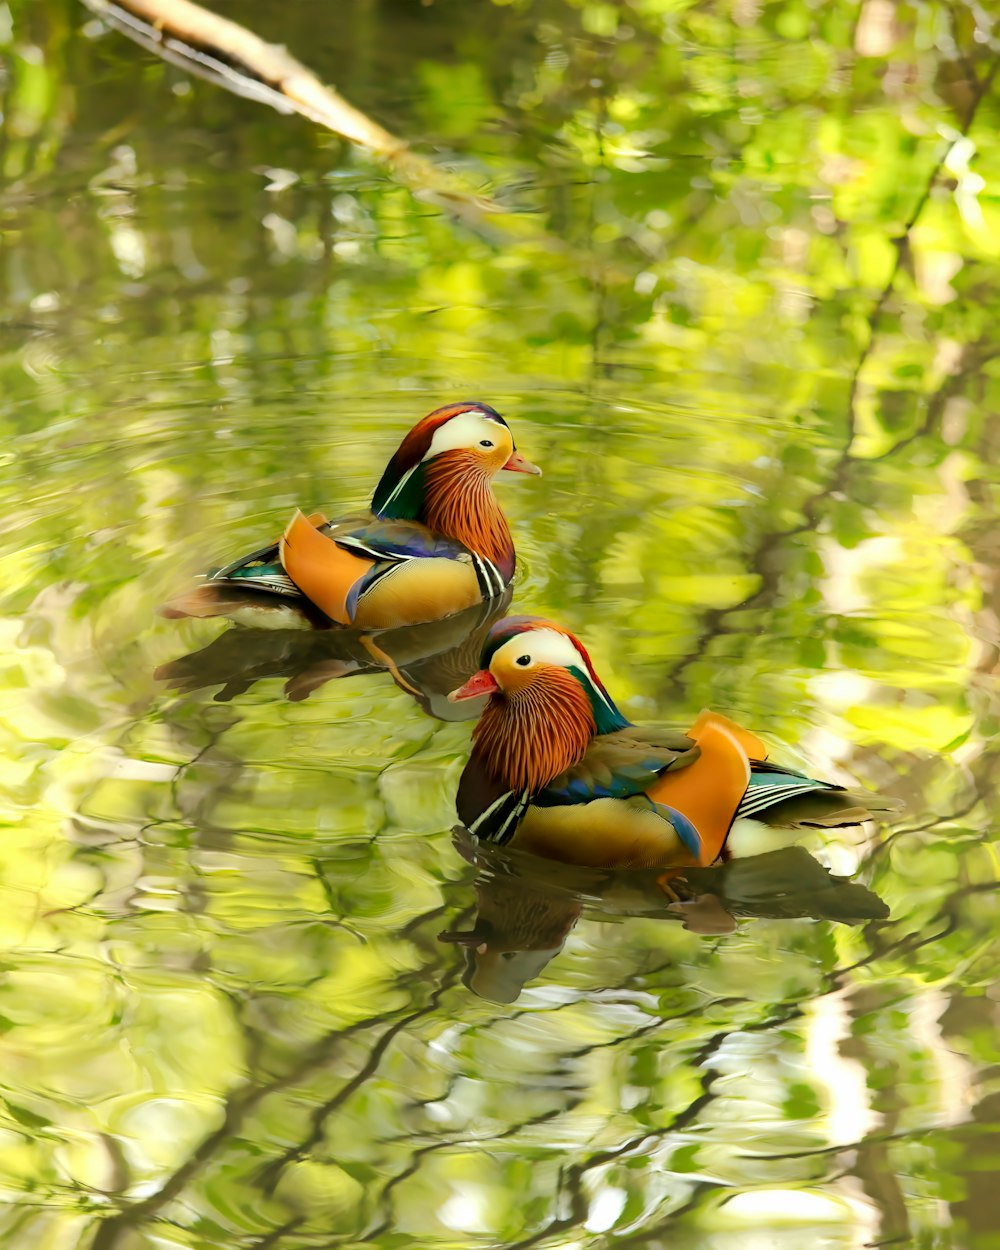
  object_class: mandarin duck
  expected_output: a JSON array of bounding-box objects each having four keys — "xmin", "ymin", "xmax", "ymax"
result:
[
  {"xmin": 448, "ymin": 616, "xmax": 900, "ymax": 870},
  {"xmin": 442, "ymin": 836, "xmax": 887, "ymax": 1003},
  {"xmin": 156, "ymin": 590, "xmax": 512, "ymax": 719},
  {"xmin": 161, "ymin": 402, "xmax": 539, "ymax": 629}
]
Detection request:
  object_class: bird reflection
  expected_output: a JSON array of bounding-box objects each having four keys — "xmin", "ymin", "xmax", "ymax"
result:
[
  {"xmin": 156, "ymin": 589, "xmax": 513, "ymax": 719},
  {"xmin": 441, "ymin": 831, "xmax": 888, "ymax": 1003}
]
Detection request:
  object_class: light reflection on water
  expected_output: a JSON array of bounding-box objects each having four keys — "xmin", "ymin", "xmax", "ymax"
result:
[{"xmin": 2, "ymin": 1, "xmax": 1000, "ymax": 1246}]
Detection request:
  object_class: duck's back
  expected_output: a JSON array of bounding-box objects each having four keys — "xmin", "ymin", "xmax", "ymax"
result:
[{"xmin": 163, "ymin": 508, "xmax": 494, "ymax": 628}]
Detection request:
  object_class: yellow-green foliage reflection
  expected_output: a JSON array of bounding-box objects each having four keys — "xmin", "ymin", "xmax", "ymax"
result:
[{"xmin": 1, "ymin": 0, "xmax": 1000, "ymax": 1246}]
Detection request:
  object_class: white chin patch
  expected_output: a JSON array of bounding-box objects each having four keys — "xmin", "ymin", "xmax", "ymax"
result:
[{"xmin": 422, "ymin": 411, "xmax": 508, "ymax": 460}]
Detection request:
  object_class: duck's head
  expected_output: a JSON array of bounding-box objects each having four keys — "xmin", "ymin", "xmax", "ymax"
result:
[
  {"xmin": 449, "ymin": 615, "xmax": 629, "ymax": 735},
  {"xmin": 373, "ymin": 401, "xmax": 540, "ymax": 519}
]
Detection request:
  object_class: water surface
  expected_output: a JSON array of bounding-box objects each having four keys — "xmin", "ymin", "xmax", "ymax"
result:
[{"xmin": 3, "ymin": 1, "xmax": 1000, "ymax": 1246}]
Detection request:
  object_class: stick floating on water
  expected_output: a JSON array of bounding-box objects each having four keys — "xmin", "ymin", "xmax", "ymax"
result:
[{"xmin": 81, "ymin": 0, "xmax": 509, "ymax": 225}]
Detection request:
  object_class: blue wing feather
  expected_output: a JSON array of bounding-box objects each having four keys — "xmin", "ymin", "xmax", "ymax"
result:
[
  {"xmin": 334, "ymin": 517, "xmax": 472, "ymax": 620},
  {"xmin": 539, "ymin": 754, "xmax": 681, "ymax": 806},
  {"xmin": 332, "ymin": 517, "xmax": 469, "ymax": 564},
  {"xmin": 659, "ymin": 804, "xmax": 702, "ymax": 858}
]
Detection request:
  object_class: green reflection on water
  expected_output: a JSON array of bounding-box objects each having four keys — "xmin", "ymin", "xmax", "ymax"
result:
[{"xmin": 2, "ymin": 0, "xmax": 1000, "ymax": 1246}]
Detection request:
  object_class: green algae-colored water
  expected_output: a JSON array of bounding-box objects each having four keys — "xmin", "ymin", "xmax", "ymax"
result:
[{"xmin": 3, "ymin": 2, "xmax": 1000, "ymax": 1246}]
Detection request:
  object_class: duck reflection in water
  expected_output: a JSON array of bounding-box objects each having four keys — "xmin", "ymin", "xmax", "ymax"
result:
[
  {"xmin": 156, "ymin": 589, "xmax": 512, "ymax": 719},
  {"xmin": 441, "ymin": 832, "xmax": 889, "ymax": 1004}
]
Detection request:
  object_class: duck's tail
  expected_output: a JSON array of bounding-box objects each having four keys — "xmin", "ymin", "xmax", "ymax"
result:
[
  {"xmin": 158, "ymin": 578, "xmax": 316, "ymax": 625},
  {"xmin": 737, "ymin": 762, "xmax": 902, "ymax": 829},
  {"xmin": 160, "ymin": 512, "xmax": 333, "ymax": 621}
]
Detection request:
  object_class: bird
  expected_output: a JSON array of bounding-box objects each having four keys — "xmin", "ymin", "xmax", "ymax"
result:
[
  {"xmin": 161, "ymin": 401, "xmax": 540, "ymax": 629},
  {"xmin": 448, "ymin": 615, "xmax": 900, "ymax": 871}
]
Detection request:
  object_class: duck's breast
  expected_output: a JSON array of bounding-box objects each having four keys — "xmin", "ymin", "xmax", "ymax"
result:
[{"xmin": 514, "ymin": 796, "xmax": 699, "ymax": 870}]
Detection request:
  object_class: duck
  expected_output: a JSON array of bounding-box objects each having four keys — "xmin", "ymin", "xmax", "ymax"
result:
[
  {"xmin": 161, "ymin": 401, "xmax": 540, "ymax": 629},
  {"xmin": 448, "ymin": 615, "xmax": 900, "ymax": 870}
]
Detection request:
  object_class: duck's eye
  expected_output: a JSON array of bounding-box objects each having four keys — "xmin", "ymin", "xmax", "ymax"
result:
[
  {"xmin": 479, "ymin": 439, "xmax": 494, "ymax": 448},
  {"xmin": 515, "ymin": 655, "xmax": 531, "ymax": 667}
]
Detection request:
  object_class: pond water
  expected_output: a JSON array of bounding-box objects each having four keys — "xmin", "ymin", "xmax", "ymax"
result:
[{"xmin": 3, "ymin": 1, "xmax": 1000, "ymax": 1247}]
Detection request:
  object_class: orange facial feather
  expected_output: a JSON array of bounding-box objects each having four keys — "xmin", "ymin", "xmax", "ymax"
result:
[
  {"xmin": 422, "ymin": 452, "xmax": 515, "ymax": 577},
  {"xmin": 473, "ymin": 668, "xmax": 596, "ymax": 791}
]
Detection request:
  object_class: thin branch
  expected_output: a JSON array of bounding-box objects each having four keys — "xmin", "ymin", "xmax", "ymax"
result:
[
  {"xmin": 81, "ymin": 0, "xmax": 510, "ymax": 227},
  {"xmin": 89, "ymin": 936, "xmax": 464, "ymax": 1249},
  {"xmin": 256, "ymin": 967, "xmax": 462, "ymax": 1193},
  {"xmin": 661, "ymin": 53, "xmax": 1000, "ymax": 696}
]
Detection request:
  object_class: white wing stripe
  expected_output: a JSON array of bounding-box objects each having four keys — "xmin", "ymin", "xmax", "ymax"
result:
[
  {"xmin": 469, "ymin": 790, "xmax": 516, "ymax": 834},
  {"xmin": 471, "ymin": 552, "xmax": 505, "ymax": 597},
  {"xmin": 337, "ymin": 536, "xmax": 411, "ymax": 563},
  {"xmin": 737, "ymin": 782, "xmax": 826, "ymax": 817},
  {"xmin": 379, "ymin": 464, "xmax": 418, "ymax": 511}
]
